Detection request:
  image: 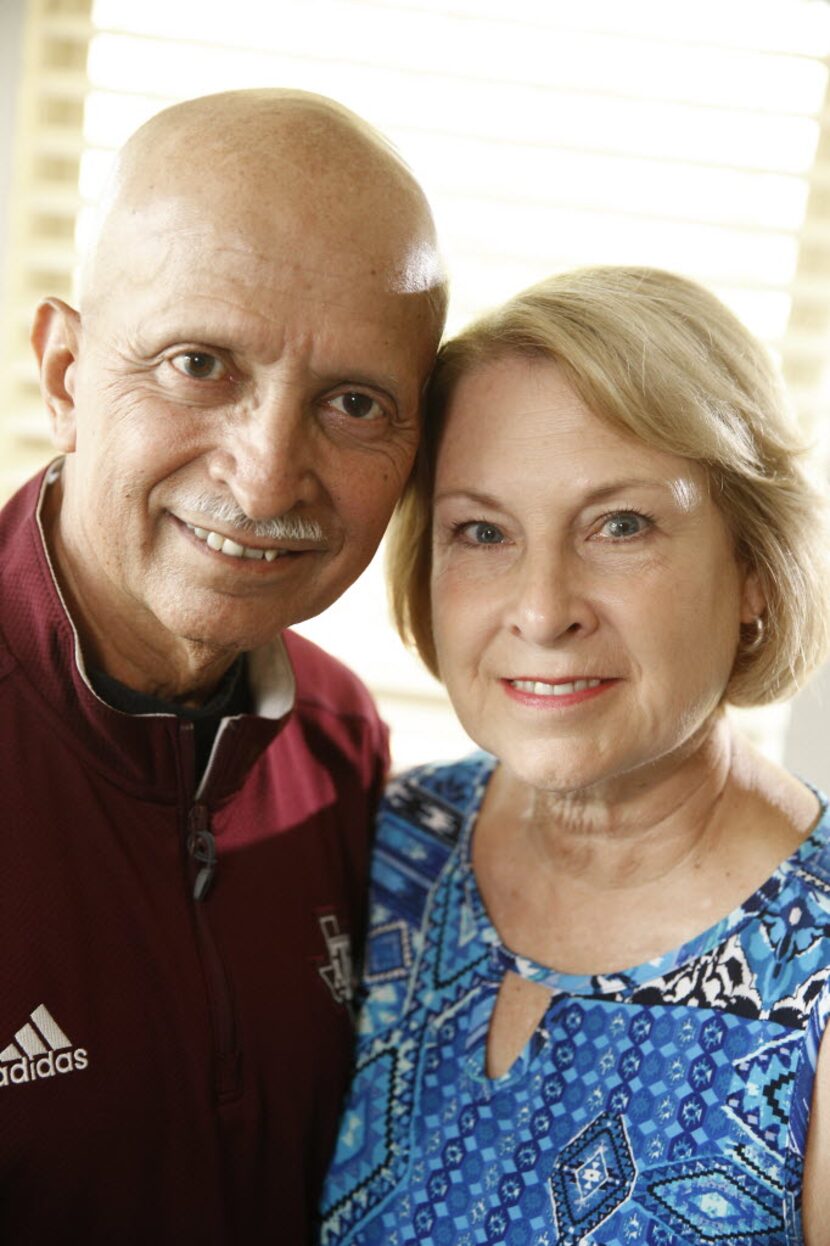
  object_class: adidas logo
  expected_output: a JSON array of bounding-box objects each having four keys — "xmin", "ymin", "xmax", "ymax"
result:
[{"xmin": 0, "ymin": 1004, "xmax": 88, "ymax": 1089}]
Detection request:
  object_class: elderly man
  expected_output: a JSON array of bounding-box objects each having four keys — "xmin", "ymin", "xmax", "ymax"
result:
[{"xmin": 0, "ymin": 90, "xmax": 445, "ymax": 1244}]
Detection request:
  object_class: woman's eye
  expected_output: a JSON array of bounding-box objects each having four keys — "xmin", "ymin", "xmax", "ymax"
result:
[
  {"xmin": 170, "ymin": 352, "xmax": 227, "ymax": 381},
  {"xmin": 328, "ymin": 392, "xmax": 386, "ymax": 421},
  {"xmin": 461, "ymin": 521, "xmax": 505, "ymax": 546},
  {"xmin": 599, "ymin": 511, "xmax": 652, "ymax": 540}
]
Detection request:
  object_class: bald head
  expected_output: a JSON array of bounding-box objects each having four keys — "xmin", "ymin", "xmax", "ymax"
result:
[{"xmin": 80, "ymin": 89, "xmax": 447, "ymax": 335}]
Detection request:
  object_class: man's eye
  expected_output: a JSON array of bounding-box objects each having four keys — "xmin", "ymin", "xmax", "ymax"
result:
[
  {"xmin": 599, "ymin": 511, "xmax": 653, "ymax": 540},
  {"xmin": 170, "ymin": 352, "xmax": 227, "ymax": 381},
  {"xmin": 328, "ymin": 392, "xmax": 385, "ymax": 421},
  {"xmin": 459, "ymin": 521, "xmax": 505, "ymax": 546}
]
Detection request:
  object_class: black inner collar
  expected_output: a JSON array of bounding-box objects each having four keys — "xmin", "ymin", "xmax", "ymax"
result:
[
  {"xmin": 89, "ymin": 657, "xmax": 251, "ymax": 779},
  {"xmin": 89, "ymin": 656, "xmax": 249, "ymax": 720}
]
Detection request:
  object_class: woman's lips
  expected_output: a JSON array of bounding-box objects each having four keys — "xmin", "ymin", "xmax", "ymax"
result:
[{"xmin": 501, "ymin": 676, "xmax": 617, "ymax": 706}]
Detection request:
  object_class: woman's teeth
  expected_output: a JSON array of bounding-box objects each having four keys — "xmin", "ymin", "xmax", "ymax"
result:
[
  {"xmin": 187, "ymin": 523, "xmax": 282, "ymax": 561},
  {"xmin": 510, "ymin": 678, "xmax": 602, "ymax": 696}
]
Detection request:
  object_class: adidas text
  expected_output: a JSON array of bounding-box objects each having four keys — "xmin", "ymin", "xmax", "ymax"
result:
[
  {"xmin": 0, "ymin": 1003, "xmax": 89, "ymax": 1089},
  {"xmin": 0, "ymin": 1047, "xmax": 88, "ymax": 1088}
]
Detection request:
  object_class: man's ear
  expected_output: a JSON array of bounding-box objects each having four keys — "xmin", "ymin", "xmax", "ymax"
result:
[
  {"xmin": 740, "ymin": 567, "xmax": 766, "ymax": 624},
  {"xmin": 31, "ymin": 298, "xmax": 81, "ymax": 452}
]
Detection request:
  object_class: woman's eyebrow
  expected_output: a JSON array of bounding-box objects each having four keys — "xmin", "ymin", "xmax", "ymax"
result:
[
  {"xmin": 435, "ymin": 478, "xmax": 682, "ymax": 508},
  {"xmin": 433, "ymin": 488, "xmax": 504, "ymax": 508},
  {"xmin": 580, "ymin": 477, "xmax": 679, "ymax": 503}
]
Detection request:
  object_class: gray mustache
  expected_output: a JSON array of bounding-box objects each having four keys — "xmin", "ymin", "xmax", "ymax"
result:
[{"xmin": 177, "ymin": 493, "xmax": 326, "ymax": 543}]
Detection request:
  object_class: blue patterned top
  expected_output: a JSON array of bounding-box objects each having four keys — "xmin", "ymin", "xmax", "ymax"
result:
[{"xmin": 320, "ymin": 753, "xmax": 830, "ymax": 1246}]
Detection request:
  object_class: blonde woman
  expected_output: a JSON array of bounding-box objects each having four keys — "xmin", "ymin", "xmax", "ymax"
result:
[{"xmin": 321, "ymin": 268, "xmax": 830, "ymax": 1245}]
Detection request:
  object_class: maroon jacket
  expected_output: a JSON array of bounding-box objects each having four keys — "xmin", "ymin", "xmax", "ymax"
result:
[{"xmin": 0, "ymin": 470, "xmax": 388, "ymax": 1244}]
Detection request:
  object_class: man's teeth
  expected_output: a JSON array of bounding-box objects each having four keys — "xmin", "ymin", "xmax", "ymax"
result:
[
  {"xmin": 510, "ymin": 678, "xmax": 602, "ymax": 696},
  {"xmin": 188, "ymin": 523, "xmax": 281, "ymax": 561}
]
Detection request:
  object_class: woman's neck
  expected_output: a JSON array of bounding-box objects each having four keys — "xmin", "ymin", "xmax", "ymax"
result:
[
  {"xmin": 474, "ymin": 716, "xmax": 818, "ymax": 974},
  {"xmin": 484, "ymin": 713, "xmax": 733, "ymax": 886}
]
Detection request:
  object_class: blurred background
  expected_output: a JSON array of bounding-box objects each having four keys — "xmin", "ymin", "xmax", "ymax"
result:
[{"xmin": 1, "ymin": 0, "xmax": 829, "ymax": 781}]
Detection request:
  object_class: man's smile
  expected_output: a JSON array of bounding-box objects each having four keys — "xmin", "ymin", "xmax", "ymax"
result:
[{"xmin": 183, "ymin": 519, "xmax": 300, "ymax": 561}]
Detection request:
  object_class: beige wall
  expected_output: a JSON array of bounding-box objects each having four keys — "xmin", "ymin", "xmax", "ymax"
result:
[{"xmin": 784, "ymin": 664, "xmax": 830, "ymax": 792}]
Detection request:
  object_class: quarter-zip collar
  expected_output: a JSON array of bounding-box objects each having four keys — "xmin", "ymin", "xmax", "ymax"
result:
[{"xmin": 0, "ymin": 463, "xmax": 295, "ymax": 806}]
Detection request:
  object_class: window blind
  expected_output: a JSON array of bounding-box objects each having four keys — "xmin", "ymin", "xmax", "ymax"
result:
[
  {"xmin": 2, "ymin": 0, "xmax": 828, "ymax": 766},
  {"xmin": 0, "ymin": 0, "xmax": 93, "ymax": 492}
]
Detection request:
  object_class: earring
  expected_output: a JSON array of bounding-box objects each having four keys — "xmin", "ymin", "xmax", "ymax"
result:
[{"xmin": 743, "ymin": 616, "xmax": 765, "ymax": 653}]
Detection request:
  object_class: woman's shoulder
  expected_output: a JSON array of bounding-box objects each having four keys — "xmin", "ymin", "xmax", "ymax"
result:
[
  {"xmin": 799, "ymin": 789, "xmax": 830, "ymax": 866},
  {"xmin": 770, "ymin": 783, "xmax": 830, "ymax": 912},
  {"xmin": 369, "ymin": 752, "xmax": 495, "ymax": 893},
  {"xmin": 379, "ymin": 750, "xmax": 496, "ymax": 835},
  {"xmin": 355, "ymin": 754, "xmax": 494, "ymax": 1040}
]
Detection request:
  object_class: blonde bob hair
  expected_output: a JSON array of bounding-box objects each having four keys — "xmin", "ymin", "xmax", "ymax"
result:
[{"xmin": 388, "ymin": 266, "xmax": 830, "ymax": 707}]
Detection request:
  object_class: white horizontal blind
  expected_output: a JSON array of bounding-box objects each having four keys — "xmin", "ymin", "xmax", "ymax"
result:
[
  {"xmin": 0, "ymin": 0, "xmax": 93, "ymax": 492},
  {"xmin": 2, "ymin": 0, "xmax": 829, "ymax": 767}
]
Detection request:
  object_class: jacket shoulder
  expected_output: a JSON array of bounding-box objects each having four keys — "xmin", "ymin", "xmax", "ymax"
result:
[
  {"xmin": 282, "ymin": 629, "xmax": 380, "ymax": 726},
  {"xmin": 0, "ymin": 638, "xmax": 16, "ymax": 684},
  {"xmin": 0, "ymin": 471, "xmax": 50, "ymax": 686}
]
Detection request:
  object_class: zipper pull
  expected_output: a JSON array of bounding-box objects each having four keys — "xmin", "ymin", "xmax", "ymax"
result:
[{"xmin": 188, "ymin": 806, "xmax": 217, "ymax": 901}]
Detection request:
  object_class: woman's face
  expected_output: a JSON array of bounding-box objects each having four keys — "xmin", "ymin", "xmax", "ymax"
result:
[{"xmin": 430, "ymin": 354, "xmax": 763, "ymax": 798}]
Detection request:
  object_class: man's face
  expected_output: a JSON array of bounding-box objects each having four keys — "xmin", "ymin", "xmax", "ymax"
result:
[{"xmin": 54, "ymin": 197, "xmax": 437, "ymax": 666}]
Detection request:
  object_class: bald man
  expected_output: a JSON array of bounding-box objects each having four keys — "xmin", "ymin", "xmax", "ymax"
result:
[{"xmin": 0, "ymin": 90, "xmax": 446, "ymax": 1244}]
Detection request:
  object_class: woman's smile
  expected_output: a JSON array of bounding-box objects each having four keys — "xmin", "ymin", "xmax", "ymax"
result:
[{"xmin": 501, "ymin": 675, "xmax": 617, "ymax": 708}]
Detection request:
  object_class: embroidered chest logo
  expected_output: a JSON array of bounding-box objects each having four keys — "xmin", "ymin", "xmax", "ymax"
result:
[
  {"xmin": 317, "ymin": 914, "xmax": 354, "ymax": 1006},
  {"xmin": 0, "ymin": 1004, "xmax": 89, "ymax": 1089}
]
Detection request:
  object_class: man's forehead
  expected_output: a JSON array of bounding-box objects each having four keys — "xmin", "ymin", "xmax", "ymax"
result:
[
  {"xmin": 87, "ymin": 187, "xmax": 442, "ymax": 301},
  {"xmin": 85, "ymin": 220, "xmax": 439, "ymax": 383},
  {"xmin": 118, "ymin": 285, "xmax": 434, "ymax": 359}
]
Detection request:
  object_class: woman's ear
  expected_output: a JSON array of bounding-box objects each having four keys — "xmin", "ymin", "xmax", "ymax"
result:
[
  {"xmin": 31, "ymin": 298, "xmax": 82, "ymax": 453},
  {"xmin": 740, "ymin": 567, "xmax": 766, "ymax": 624}
]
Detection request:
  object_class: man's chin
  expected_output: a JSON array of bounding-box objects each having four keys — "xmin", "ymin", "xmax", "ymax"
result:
[
  {"xmin": 155, "ymin": 601, "xmax": 284, "ymax": 658},
  {"xmin": 152, "ymin": 572, "xmax": 357, "ymax": 656}
]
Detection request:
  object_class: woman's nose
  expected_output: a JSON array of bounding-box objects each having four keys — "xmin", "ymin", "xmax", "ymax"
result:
[{"xmin": 504, "ymin": 546, "xmax": 598, "ymax": 645}]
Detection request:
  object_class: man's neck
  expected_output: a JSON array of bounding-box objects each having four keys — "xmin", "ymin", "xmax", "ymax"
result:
[{"xmin": 89, "ymin": 656, "xmax": 247, "ymax": 719}]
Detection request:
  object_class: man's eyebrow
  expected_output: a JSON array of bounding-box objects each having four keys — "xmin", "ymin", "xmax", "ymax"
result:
[
  {"xmin": 132, "ymin": 324, "xmax": 237, "ymax": 353},
  {"xmin": 307, "ymin": 366, "xmax": 406, "ymax": 393},
  {"xmin": 132, "ymin": 324, "xmax": 408, "ymax": 392}
]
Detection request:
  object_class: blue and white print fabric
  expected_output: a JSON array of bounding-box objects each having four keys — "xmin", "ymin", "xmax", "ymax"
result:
[{"xmin": 320, "ymin": 753, "xmax": 830, "ymax": 1246}]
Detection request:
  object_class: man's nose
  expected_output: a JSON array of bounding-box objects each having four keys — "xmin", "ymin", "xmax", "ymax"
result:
[
  {"xmin": 504, "ymin": 545, "xmax": 598, "ymax": 645},
  {"xmin": 208, "ymin": 385, "xmax": 319, "ymax": 521}
]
